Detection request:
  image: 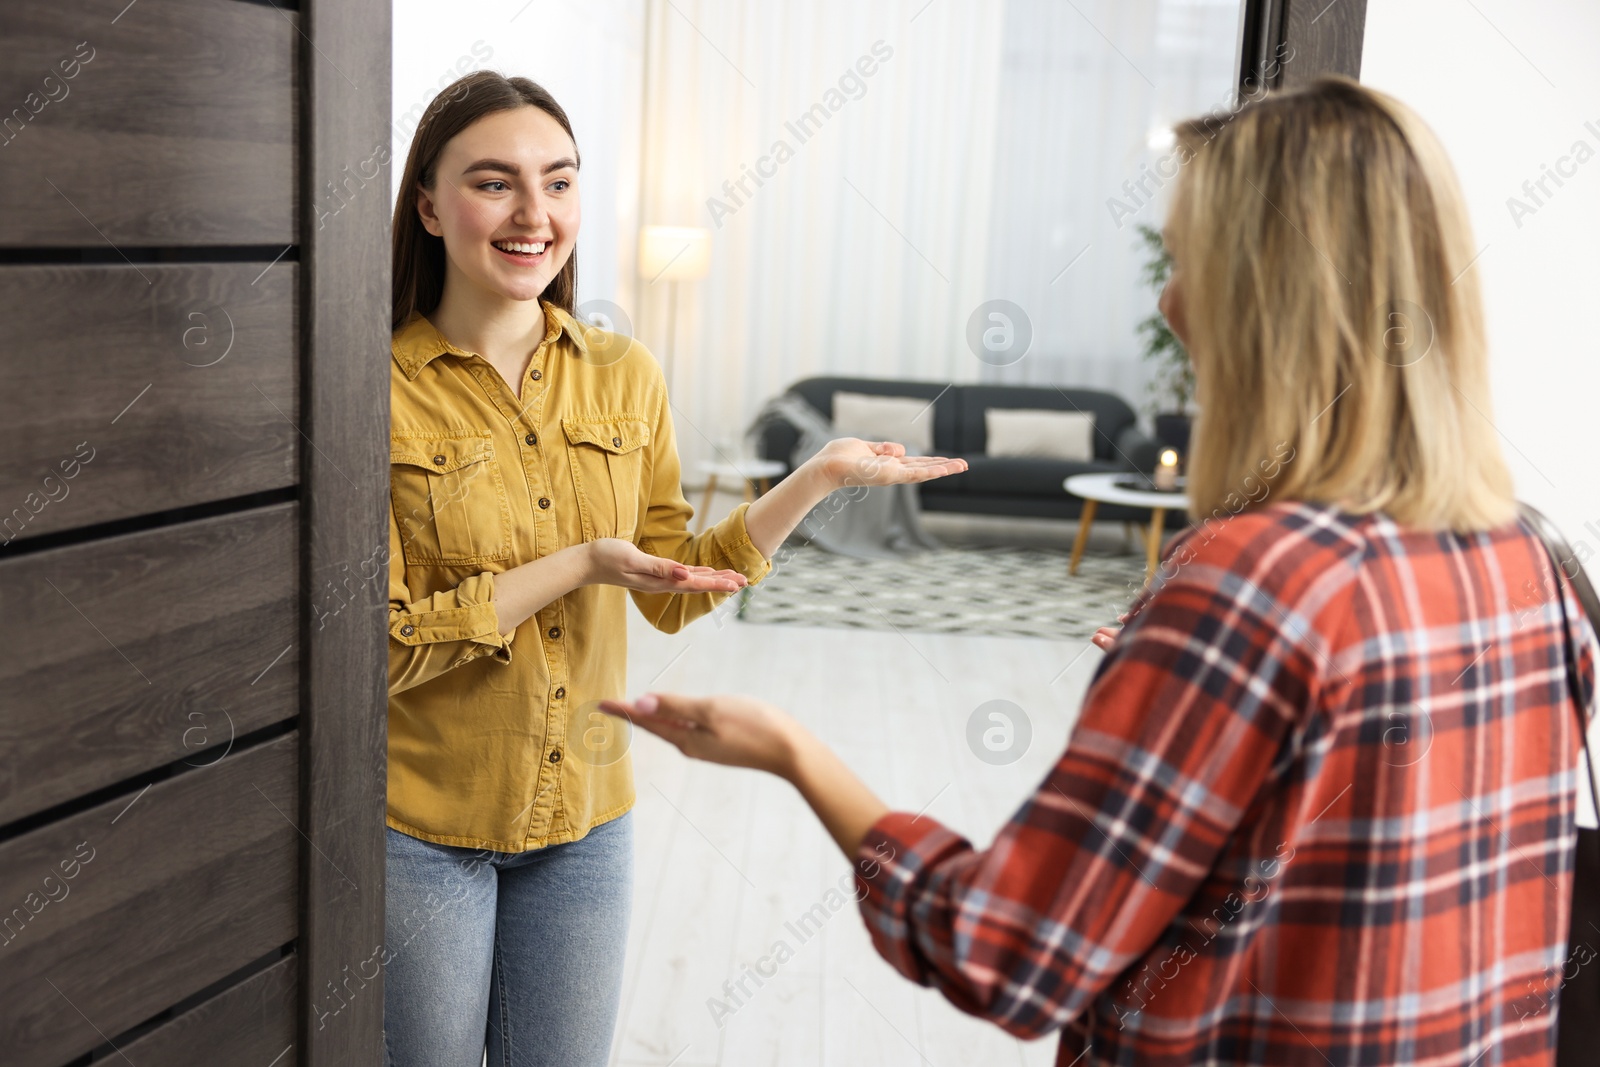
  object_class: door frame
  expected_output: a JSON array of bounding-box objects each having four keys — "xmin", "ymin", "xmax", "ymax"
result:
[
  {"xmin": 299, "ymin": 2, "xmax": 392, "ymax": 1064},
  {"xmin": 1240, "ymin": 0, "xmax": 1368, "ymax": 92}
]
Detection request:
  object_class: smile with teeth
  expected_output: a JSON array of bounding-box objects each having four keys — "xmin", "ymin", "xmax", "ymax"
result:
[{"xmin": 492, "ymin": 239, "xmax": 549, "ymax": 259}]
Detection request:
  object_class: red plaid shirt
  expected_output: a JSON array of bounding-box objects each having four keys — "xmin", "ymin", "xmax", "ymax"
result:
[{"xmin": 855, "ymin": 502, "xmax": 1593, "ymax": 1066}]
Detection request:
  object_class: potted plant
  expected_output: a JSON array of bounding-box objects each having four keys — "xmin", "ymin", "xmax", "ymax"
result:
[{"xmin": 1134, "ymin": 222, "xmax": 1194, "ymax": 456}]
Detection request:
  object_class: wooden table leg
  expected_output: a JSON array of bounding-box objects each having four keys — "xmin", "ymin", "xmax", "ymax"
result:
[
  {"xmin": 742, "ymin": 478, "xmax": 754, "ymax": 505},
  {"xmin": 757, "ymin": 476, "xmax": 771, "ymax": 496},
  {"xmin": 1146, "ymin": 506, "xmax": 1166, "ymax": 579},
  {"xmin": 1069, "ymin": 498, "xmax": 1098, "ymax": 576},
  {"xmin": 695, "ymin": 473, "xmax": 718, "ymax": 535}
]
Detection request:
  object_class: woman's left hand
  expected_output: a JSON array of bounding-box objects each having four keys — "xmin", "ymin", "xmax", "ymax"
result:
[
  {"xmin": 597, "ymin": 692, "xmax": 807, "ymax": 778},
  {"xmin": 1090, "ymin": 611, "xmax": 1132, "ymax": 651},
  {"xmin": 812, "ymin": 437, "xmax": 968, "ymax": 491}
]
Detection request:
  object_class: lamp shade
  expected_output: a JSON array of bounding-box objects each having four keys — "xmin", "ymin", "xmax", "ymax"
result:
[{"xmin": 638, "ymin": 225, "xmax": 711, "ymax": 282}]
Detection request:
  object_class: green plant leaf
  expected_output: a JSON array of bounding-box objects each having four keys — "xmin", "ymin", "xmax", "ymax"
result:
[{"xmin": 1133, "ymin": 223, "xmax": 1191, "ymax": 416}]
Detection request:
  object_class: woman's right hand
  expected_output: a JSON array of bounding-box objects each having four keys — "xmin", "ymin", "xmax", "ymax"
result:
[{"xmin": 584, "ymin": 538, "xmax": 749, "ymax": 595}]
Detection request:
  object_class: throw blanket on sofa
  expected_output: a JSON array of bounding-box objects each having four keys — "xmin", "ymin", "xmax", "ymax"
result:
[{"xmin": 743, "ymin": 390, "xmax": 944, "ymax": 560}]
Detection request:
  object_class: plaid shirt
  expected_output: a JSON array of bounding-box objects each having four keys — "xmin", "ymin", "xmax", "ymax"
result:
[{"xmin": 855, "ymin": 502, "xmax": 1593, "ymax": 1066}]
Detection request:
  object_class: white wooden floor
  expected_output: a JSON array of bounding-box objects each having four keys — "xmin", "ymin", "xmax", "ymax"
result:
[{"xmin": 604, "ymin": 504, "xmax": 1117, "ymax": 1067}]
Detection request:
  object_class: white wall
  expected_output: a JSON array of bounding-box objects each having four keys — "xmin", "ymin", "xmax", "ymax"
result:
[{"xmin": 1363, "ymin": 1, "xmax": 1600, "ymax": 545}]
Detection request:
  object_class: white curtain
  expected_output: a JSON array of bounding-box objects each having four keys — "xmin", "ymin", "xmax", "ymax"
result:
[
  {"xmin": 629, "ymin": 0, "xmax": 1008, "ymax": 468},
  {"xmin": 624, "ymin": 0, "xmax": 1242, "ymax": 476},
  {"xmin": 977, "ymin": 0, "xmax": 1242, "ymax": 404}
]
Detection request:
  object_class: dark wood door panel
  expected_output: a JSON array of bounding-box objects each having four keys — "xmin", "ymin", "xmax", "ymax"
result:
[
  {"xmin": 301, "ymin": 1, "xmax": 394, "ymax": 1060},
  {"xmin": 119, "ymin": 954, "xmax": 298, "ymax": 1067},
  {"xmin": 0, "ymin": 504, "xmax": 298, "ymax": 824},
  {"xmin": 0, "ymin": 732, "xmax": 300, "ymax": 1067},
  {"xmin": 0, "ymin": 262, "xmax": 298, "ymax": 544},
  {"xmin": 0, "ymin": 0, "xmax": 295, "ymax": 246},
  {"xmin": 1240, "ymin": 0, "xmax": 1367, "ymax": 91}
]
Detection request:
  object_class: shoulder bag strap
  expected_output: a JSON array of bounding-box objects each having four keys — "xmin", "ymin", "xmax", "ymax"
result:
[{"xmin": 1517, "ymin": 502, "xmax": 1600, "ymax": 818}]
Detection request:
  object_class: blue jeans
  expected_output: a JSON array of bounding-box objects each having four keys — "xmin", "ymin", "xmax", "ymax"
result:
[{"xmin": 383, "ymin": 812, "xmax": 633, "ymax": 1067}]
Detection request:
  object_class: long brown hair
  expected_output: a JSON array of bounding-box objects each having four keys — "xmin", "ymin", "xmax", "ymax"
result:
[
  {"xmin": 1167, "ymin": 76, "xmax": 1514, "ymax": 533},
  {"xmin": 391, "ymin": 71, "xmax": 581, "ymax": 331}
]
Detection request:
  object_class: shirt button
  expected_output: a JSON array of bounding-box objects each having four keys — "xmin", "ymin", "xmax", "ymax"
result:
[
  {"xmin": 525, "ymin": 432, "xmax": 538, "ymax": 446},
  {"xmin": 432, "ymin": 454, "xmax": 446, "ymax": 466},
  {"xmin": 530, "ymin": 368, "xmax": 542, "ymax": 381},
  {"xmin": 399, "ymin": 624, "xmax": 415, "ymax": 636},
  {"xmin": 538, "ymin": 497, "xmax": 551, "ymax": 509},
  {"xmin": 548, "ymin": 626, "xmax": 562, "ymax": 640},
  {"xmin": 554, "ymin": 686, "xmax": 566, "ymax": 699},
  {"xmin": 548, "ymin": 749, "xmax": 562, "ymax": 763}
]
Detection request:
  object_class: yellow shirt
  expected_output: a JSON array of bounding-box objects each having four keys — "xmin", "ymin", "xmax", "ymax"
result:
[{"xmin": 387, "ymin": 302, "xmax": 772, "ymax": 852}]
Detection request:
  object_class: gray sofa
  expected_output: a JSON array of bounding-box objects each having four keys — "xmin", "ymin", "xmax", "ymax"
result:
[{"xmin": 756, "ymin": 377, "xmax": 1182, "ymax": 525}]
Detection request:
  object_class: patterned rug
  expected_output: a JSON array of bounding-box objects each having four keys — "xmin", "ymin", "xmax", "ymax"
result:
[{"xmin": 733, "ymin": 542, "xmax": 1147, "ymax": 640}]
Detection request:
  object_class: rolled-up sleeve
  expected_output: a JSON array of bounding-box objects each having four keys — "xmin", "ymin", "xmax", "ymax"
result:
[
  {"xmin": 630, "ymin": 377, "xmax": 772, "ymax": 633},
  {"xmin": 387, "ymin": 503, "xmax": 513, "ymax": 697}
]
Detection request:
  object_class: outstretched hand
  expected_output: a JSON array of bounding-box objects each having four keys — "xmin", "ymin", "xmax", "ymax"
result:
[
  {"xmin": 599, "ymin": 691, "xmax": 892, "ymax": 861},
  {"xmin": 586, "ymin": 538, "xmax": 748, "ymax": 595},
  {"xmin": 597, "ymin": 691, "xmax": 805, "ymax": 778},
  {"xmin": 813, "ymin": 437, "xmax": 968, "ymax": 491}
]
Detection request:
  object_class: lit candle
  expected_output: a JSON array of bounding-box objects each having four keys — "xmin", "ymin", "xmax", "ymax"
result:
[{"xmin": 1153, "ymin": 449, "xmax": 1179, "ymax": 491}]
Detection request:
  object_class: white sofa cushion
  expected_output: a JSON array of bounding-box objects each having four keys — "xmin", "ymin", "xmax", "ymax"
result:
[
  {"xmin": 830, "ymin": 391, "xmax": 935, "ymax": 454},
  {"xmin": 983, "ymin": 408, "xmax": 1096, "ymax": 461}
]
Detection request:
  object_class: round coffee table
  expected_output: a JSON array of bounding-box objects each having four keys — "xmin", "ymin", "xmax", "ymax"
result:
[
  {"xmin": 1064, "ymin": 472, "xmax": 1189, "ymax": 580},
  {"xmin": 695, "ymin": 458, "xmax": 787, "ymax": 534}
]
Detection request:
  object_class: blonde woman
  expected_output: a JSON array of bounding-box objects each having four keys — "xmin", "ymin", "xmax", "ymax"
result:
[
  {"xmin": 603, "ymin": 77, "xmax": 1593, "ymax": 1065},
  {"xmin": 383, "ymin": 71, "xmax": 967, "ymax": 1067}
]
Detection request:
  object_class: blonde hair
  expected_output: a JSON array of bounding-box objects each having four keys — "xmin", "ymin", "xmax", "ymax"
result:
[{"xmin": 1167, "ymin": 76, "xmax": 1515, "ymax": 533}]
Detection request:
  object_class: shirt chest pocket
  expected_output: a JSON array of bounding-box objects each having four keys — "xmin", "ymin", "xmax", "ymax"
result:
[
  {"xmin": 562, "ymin": 415, "xmax": 650, "ymax": 542},
  {"xmin": 391, "ymin": 432, "xmax": 512, "ymax": 565}
]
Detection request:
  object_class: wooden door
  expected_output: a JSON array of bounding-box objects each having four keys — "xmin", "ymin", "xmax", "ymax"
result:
[{"xmin": 0, "ymin": 1, "xmax": 389, "ymax": 1064}]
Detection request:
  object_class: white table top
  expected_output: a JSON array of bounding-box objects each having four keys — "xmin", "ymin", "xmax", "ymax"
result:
[
  {"xmin": 698, "ymin": 457, "xmax": 787, "ymax": 479},
  {"xmin": 1064, "ymin": 471, "xmax": 1188, "ymax": 510}
]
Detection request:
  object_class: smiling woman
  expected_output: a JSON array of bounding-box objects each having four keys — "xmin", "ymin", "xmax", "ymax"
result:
[
  {"xmin": 380, "ymin": 69, "xmax": 967, "ymax": 1067},
  {"xmin": 392, "ymin": 81, "xmax": 582, "ymax": 338}
]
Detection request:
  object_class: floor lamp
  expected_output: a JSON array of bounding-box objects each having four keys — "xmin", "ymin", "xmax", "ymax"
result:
[{"xmin": 638, "ymin": 225, "xmax": 711, "ymax": 394}]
